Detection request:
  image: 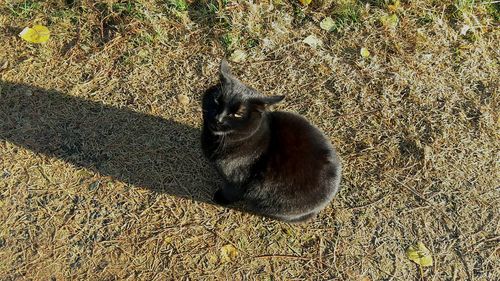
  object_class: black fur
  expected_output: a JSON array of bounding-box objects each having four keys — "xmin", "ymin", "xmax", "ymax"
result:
[{"xmin": 201, "ymin": 60, "xmax": 342, "ymax": 223}]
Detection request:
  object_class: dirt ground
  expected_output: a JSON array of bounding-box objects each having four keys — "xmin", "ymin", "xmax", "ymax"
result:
[{"xmin": 0, "ymin": 0, "xmax": 498, "ymax": 280}]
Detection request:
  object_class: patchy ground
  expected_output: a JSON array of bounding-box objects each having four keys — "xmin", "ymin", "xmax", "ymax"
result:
[{"xmin": 0, "ymin": 0, "xmax": 498, "ymax": 280}]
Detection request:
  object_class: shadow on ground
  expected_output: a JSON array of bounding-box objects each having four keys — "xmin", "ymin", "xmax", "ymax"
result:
[{"xmin": 0, "ymin": 81, "xmax": 219, "ymax": 204}]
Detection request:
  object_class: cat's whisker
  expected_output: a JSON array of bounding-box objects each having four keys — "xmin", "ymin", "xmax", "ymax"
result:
[
  {"xmin": 211, "ymin": 131, "xmax": 226, "ymax": 159},
  {"xmin": 212, "ymin": 130, "xmax": 233, "ymax": 136}
]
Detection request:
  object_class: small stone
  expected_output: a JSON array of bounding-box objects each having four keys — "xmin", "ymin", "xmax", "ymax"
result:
[{"xmin": 177, "ymin": 94, "xmax": 190, "ymax": 105}]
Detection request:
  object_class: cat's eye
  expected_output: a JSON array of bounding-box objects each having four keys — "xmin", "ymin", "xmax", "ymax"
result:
[
  {"xmin": 228, "ymin": 113, "xmax": 242, "ymax": 118},
  {"xmin": 230, "ymin": 104, "xmax": 246, "ymax": 118}
]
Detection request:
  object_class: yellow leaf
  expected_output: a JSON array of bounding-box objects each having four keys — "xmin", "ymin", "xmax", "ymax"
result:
[
  {"xmin": 299, "ymin": 0, "xmax": 312, "ymax": 6},
  {"xmin": 176, "ymin": 94, "xmax": 190, "ymax": 105},
  {"xmin": 303, "ymin": 34, "xmax": 323, "ymax": 48},
  {"xmin": 19, "ymin": 25, "xmax": 51, "ymax": 43},
  {"xmin": 229, "ymin": 49, "xmax": 248, "ymax": 63},
  {"xmin": 380, "ymin": 14, "xmax": 399, "ymax": 29},
  {"xmin": 388, "ymin": 0, "xmax": 401, "ymax": 13},
  {"xmin": 406, "ymin": 242, "xmax": 433, "ymax": 267},
  {"xmin": 320, "ymin": 17, "xmax": 335, "ymax": 31},
  {"xmin": 360, "ymin": 47, "xmax": 370, "ymax": 58},
  {"xmin": 220, "ymin": 244, "xmax": 238, "ymax": 262}
]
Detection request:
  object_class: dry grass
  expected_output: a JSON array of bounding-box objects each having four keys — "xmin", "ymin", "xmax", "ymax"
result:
[{"xmin": 0, "ymin": 0, "xmax": 499, "ymax": 280}]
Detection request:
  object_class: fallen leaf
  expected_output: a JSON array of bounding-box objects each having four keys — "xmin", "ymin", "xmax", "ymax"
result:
[
  {"xmin": 303, "ymin": 34, "xmax": 322, "ymax": 49},
  {"xmin": 406, "ymin": 242, "xmax": 433, "ymax": 267},
  {"xmin": 320, "ymin": 17, "xmax": 335, "ymax": 31},
  {"xmin": 388, "ymin": 0, "xmax": 401, "ymax": 13},
  {"xmin": 220, "ymin": 244, "xmax": 238, "ymax": 262},
  {"xmin": 137, "ymin": 49, "xmax": 149, "ymax": 58},
  {"xmin": 360, "ymin": 47, "xmax": 370, "ymax": 58},
  {"xmin": 380, "ymin": 14, "xmax": 399, "ymax": 29},
  {"xmin": 229, "ymin": 49, "xmax": 247, "ymax": 63},
  {"xmin": 176, "ymin": 94, "xmax": 190, "ymax": 105},
  {"xmin": 0, "ymin": 60, "xmax": 8, "ymax": 71},
  {"xmin": 299, "ymin": 0, "xmax": 312, "ymax": 6},
  {"xmin": 19, "ymin": 25, "xmax": 51, "ymax": 43}
]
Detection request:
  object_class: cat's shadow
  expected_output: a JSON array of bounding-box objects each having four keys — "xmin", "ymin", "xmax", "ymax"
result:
[{"xmin": 0, "ymin": 81, "xmax": 220, "ymax": 204}]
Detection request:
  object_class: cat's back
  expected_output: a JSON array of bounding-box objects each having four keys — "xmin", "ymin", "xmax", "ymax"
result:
[
  {"xmin": 266, "ymin": 111, "xmax": 340, "ymax": 187},
  {"xmin": 268, "ymin": 111, "xmax": 333, "ymax": 154}
]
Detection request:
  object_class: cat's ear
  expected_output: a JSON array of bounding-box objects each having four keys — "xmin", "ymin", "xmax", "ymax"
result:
[
  {"xmin": 256, "ymin": 95, "xmax": 285, "ymax": 105},
  {"xmin": 250, "ymin": 95, "xmax": 285, "ymax": 111},
  {"xmin": 219, "ymin": 59, "xmax": 233, "ymax": 84}
]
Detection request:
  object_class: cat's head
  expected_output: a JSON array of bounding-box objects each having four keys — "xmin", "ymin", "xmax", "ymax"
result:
[{"xmin": 203, "ymin": 59, "xmax": 284, "ymax": 138}]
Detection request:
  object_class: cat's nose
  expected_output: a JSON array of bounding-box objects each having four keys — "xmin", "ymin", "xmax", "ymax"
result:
[{"xmin": 215, "ymin": 114, "xmax": 224, "ymax": 124}]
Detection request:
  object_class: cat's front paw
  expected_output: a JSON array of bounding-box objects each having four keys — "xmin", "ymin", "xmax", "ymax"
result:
[{"xmin": 213, "ymin": 189, "xmax": 232, "ymax": 206}]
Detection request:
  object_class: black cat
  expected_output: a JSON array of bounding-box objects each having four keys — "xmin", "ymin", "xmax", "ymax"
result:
[{"xmin": 201, "ymin": 60, "xmax": 342, "ymax": 223}]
